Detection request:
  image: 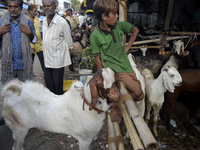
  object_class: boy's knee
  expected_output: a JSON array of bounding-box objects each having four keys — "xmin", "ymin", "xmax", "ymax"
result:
[
  {"xmin": 137, "ymin": 92, "xmax": 144, "ymax": 101},
  {"xmin": 130, "ymin": 88, "xmax": 144, "ymax": 101}
]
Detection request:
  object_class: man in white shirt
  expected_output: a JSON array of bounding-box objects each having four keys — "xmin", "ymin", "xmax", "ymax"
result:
[
  {"xmin": 42, "ymin": 0, "xmax": 73, "ymax": 95},
  {"xmin": 78, "ymin": 11, "xmax": 86, "ymax": 28}
]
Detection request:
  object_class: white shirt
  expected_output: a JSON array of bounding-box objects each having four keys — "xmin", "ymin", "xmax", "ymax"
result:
[
  {"xmin": 78, "ymin": 15, "xmax": 86, "ymax": 27},
  {"xmin": 43, "ymin": 14, "xmax": 73, "ymax": 68}
]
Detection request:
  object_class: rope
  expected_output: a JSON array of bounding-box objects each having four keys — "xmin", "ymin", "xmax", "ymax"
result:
[
  {"xmin": 108, "ymin": 135, "xmax": 124, "ymax": 145},
  {"xmin": 118, "ymin": 0, "xmax": 127, "ymax": 22},
  {"xmin": 117, "ymin": 93, "xmax": 134, "ymax": 106}
]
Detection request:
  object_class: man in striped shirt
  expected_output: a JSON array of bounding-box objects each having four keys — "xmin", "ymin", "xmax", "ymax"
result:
[{"xmin": 42, "ymin": 0, "xmax": 73, "ymax": 95}]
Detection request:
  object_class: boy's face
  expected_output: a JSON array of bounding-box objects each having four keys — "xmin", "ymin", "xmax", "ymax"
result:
[{"xmin": 105, "ymin": 10, "xmax": 118, "ymax": 26}]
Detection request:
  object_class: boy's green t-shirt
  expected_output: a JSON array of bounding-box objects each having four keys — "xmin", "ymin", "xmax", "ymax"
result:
[{"xmin": 90, "ymin": 21, "xmax": 133, "ymax": 73}]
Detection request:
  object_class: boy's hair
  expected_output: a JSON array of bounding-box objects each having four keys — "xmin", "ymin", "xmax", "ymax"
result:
[
  {"xmin": 93, "ymin": 0, "xmax": 118, "ymax": 22},
  {"xmin": 28, "ymin": 4, "xmax": 37, "ymax": 12}
]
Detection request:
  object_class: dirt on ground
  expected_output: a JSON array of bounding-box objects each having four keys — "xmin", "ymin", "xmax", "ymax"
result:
[
  {"xmin": 1, "ymin": 57, "xmax": 200, "ymax": 150},
  {"xmin": 22, "ymin": 110, "xmax": 200, "ymax": 150}
]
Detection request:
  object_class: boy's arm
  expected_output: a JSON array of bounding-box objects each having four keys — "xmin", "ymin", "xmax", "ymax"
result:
[
  {"xmin": 94, "ymin": 55, "xmax": 104, "ymax": 70},
  {"xmin": 125, "ymin": 27, "xmax": 139, "ymax": 53}
]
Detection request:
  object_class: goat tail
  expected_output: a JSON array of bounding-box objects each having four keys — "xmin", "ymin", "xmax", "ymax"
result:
[{"xmin": 2, "ymin": 79, "xmax": 22, "ymax": 97}]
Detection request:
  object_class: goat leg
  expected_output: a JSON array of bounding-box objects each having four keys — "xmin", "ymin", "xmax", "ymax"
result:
[
  {"xmin": 145, "ymin": 101, "xmax": 151, "ymax": 124},
  {"xmin": 153, "ymin": 107, "xmax": 160, "ymax": 137}
]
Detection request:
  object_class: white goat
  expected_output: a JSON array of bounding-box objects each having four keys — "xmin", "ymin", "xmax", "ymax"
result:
[
  {"xmin": 128, "ymin": 54, "xmax": 145, "ymax": 117},
  {"xmin": 2, "ymin": 68, "xmax": 120, "ymax": 150},
  {"xmin": 142, "ymin": 66, "xmax": 182, "ymax": 137}
]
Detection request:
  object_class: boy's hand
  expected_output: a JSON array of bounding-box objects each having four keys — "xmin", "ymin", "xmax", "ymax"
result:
[
  {"xmin": 125, "ymin": 46, "xmax": 129, "ymax": 53},
  {"xmin": 0, "ymin": 24, "xmax": 10, "ymax": 35},
  {"xmin": 20, "ymin": 24, "xmax": 31, "ymax": 35}
]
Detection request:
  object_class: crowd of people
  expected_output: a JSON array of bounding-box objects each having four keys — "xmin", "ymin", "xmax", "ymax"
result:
[{"xmin": 0, "ymin": 0, "xmax": 143, "ymax": 130}]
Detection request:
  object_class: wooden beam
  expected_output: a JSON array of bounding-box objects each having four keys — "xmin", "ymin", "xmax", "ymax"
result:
[
  {"xmin": 119, "ymin": 0, "xmax": 127, "ymax": 44},
  {"xmin": 126, "ymin": 36, "xmax": 190, "ymax": 46},
  {"xmin": 162, "ymin": 31, "xmax": 200, "ymax": 36},
  {"xmin": 160, "ymin": 0, "xmax": 174, "ymax": 51}
]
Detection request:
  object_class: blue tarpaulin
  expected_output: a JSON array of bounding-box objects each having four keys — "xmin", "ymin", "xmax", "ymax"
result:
[
  {"xmin": 23, "ymin": 4, "xmax": 28, "ymax": 10},
  {"xmin": 0, "ymin": 4, "xmax": 7, "ymax": 8}
]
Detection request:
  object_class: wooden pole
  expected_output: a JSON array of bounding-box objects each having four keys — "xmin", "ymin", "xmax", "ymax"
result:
[
  {"xmin": 126, "ymin": 36, "xmax": 190, "ymax": 46},
  {"xmin": 118, "ymin": 102, "xmax": 144, "ymax": 150},
  {"xmin": 120, "ymin": 84, "xmax": 158, "ymax": 150},
  {"xmin": 160, "ymin": 0, "xmax": 174, "ymax": 51},
  {"xmin": 108, "ymin": 114, "xmax": 117, "ymax": 150},
  {"xmin": 119, "ymin": 0, "xmax": 127, "ymax": 45},
  {"xmin": 130, "ymin": 45, "xmax": 166, "ymax": 49},
  {"xmin": 113, "ymin": 122, "xmax": 125, "ymax": 150},
  {"xmin": 162, "ymin": 31, "xmax": 200, "ymax": 36}
]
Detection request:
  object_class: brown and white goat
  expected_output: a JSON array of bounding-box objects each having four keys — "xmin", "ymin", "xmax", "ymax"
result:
[{"xmin": 2, "ymin": 68, "xmax": 120, "ymax": 150}]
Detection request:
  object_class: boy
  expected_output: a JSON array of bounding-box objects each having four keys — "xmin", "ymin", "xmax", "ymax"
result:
[{"xmin": 90, "ymin": 0, "xmax": 144, "ymax": 122}]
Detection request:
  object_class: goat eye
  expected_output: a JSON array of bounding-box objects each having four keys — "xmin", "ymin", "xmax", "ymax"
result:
[{"xmin": 170, "ymin": 74, "xmax": 174, "ymax": 77}]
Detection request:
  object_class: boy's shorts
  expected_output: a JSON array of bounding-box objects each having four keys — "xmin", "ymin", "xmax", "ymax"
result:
[{"xmin": 116, "ymin": 71, "xmax": 141, "ymax": 95}]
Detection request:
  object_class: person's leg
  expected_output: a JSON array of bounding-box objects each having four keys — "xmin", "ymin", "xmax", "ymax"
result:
[
  {"xmin": 44, "ymin": 67, "xmax": 56, "ymax": 93},
  {"xmin": 32, "ymin": 53, "xmax": 35, "ymax": 63},
  {"xmin": 36, "ymin": 51, "xmax": 45, "ymax": 72},
  {"xmin": 52, "ymin": 67, "xmax": 64, "ymax": 95},
  {"xmin": 15, "ymin": 70, "xmax": 26, "ymax": 82},
  {"xmin": 116, "ymin": 72, "xmax": 144, "ymax": 101}
]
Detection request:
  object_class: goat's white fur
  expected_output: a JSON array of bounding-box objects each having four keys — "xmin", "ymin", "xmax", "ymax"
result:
[
  {"xmin": 128, "ymin": 54, "xmax": 145, "ymax": 117},
  {"xmin": 142, "ymin": 66, "xmax": 182, "ymax": 137},
  {"xmin": 2, "ymin": 68, "xmax": 116, "ymax": 150},
  {"xmin": 172, "ymin": 40, "xmax": 184, "ymax": 55}
]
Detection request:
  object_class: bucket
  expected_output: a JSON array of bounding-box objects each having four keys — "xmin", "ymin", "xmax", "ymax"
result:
[
  {"xmin": 79, "ymin": 69, "xmax": 93, "ymax": 84},
  {"xmin": 63, "ymin": 80, "xmax": 76, "ymax": 92}
]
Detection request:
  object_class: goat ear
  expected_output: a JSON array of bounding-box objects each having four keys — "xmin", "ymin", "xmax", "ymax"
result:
[
  {"xmin": 162, "ymin": 71, "xmax": 175, "ymax": 93},
  {"xmin": 88, "ymin": 79, "xmax": 98, "ymax": 110}
]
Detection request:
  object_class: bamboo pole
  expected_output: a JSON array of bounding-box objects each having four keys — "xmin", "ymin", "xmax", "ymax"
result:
[
  {"xmin": 120, "ymin": 84, "xmax": 158, "ymax": 150},
  {"xmin": 130, "ymin": 45, "xmax": 166, "ymax": 49},
  {"xmin": 113, "ymin": 122, "xmax": 125, "ymax": 150},
  {"xmin": 118, "ymin": 102, "xmax": 144, "ymax": 150},
  {"xmin": 160, "ymin": 0, "xmax": 174, "ymax": 51},
  {"xmin": 126, "ymin": 36, "xmax": 190, "ymax": 46},
  {"xmin": 119, "ymin": 0, "xmax": 127, "ymax": 45},
  {"xmin": 107, "ymin": 114, "xmax": 117, "ymax": 150},
  {"xmin": 162, "ymin": 31, "xmax": 200, "ymax": 36}
]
